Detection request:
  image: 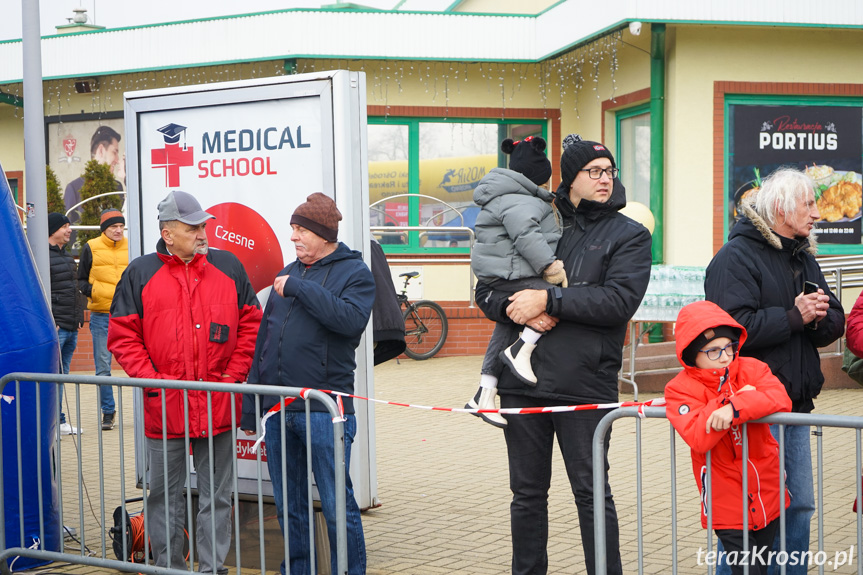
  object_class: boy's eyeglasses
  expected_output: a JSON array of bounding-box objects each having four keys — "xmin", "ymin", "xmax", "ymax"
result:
[
  {"xmin": 580, "ymin": 167, "xmax": 619, "ymax": 180},
  {"xmin": 699, "ymin": 341, "xmax": 739, "ymax": 361}
]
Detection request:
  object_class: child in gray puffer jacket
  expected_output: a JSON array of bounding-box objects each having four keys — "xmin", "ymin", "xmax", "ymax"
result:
[{"xmin": 467, "ymin": 136, "xmax": 566, "ymax": 428}]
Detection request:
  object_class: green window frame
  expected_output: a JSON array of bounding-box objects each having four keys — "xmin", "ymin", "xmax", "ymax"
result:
[
  {"xmin": 615, "ymin": 103, "xmax": 661, "ymax": 263},
  {"xmin": 368, "ymin": 117, "xmax": 547, "ymax": 254}
]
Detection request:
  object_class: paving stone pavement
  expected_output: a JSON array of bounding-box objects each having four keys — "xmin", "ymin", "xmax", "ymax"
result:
[{"xmin": 7, "ymin": 356, "xmax": 863, "ymax": 574}]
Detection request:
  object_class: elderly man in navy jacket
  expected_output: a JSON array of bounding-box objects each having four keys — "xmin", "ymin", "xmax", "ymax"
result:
[{"xmin": 242, "ymin": 193, "xmax": 375, "ymax": 575}]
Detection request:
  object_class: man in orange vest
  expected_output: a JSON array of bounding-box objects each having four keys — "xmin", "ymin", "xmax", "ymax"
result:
[{"xmin": 77, "ymin": 208, "xmax": 128, "ymax": 430}]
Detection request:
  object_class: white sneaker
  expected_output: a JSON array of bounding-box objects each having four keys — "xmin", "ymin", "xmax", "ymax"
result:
[{"xmin": 59, "ymin": 422, "xmax": 82, "ymax": 435}]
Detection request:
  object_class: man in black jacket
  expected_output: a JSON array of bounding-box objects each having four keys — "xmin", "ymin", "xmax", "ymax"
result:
[
  {"xmin": 48, "ymin": 212, "xmax": 85, "ymax": 435},
  {"xmin": 705, "ymin": 167, "xmax": 844, "ymax": 575},
  {"xmin": 475, "ymin": 135, "xmax": 652, "ymax": 575}
]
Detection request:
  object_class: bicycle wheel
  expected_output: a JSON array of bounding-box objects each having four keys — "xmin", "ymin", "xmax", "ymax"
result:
[{"xmin": 402, "ymin": 300, "xmax": 448, "ymax": 360}]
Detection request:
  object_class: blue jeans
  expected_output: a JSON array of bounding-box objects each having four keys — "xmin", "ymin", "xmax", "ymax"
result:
[
  {"xmin": 265, "ymin": 411, "xmax": 366, "ymax": 575},
  {"xmin": 57, "ymin": 328, "xmax": 78, "ymax": 423},
  {"xmin": 767, "ymin": 424, "xmax": 814, "ymax": 575},
  {"xmin": 716, "ymin": 424, "xmax": 815, "ymax": 575},
  {"xmin": 89, "ymin": 312, "xmax": 115, "ymax": 414}
]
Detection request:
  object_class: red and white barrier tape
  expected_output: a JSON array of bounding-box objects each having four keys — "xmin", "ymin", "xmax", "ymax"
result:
[
  {"xmin": 251, "ymin": 388, "xmax": 347, "ymax": 454},
  {"xmin": 1, "ymin": 395, "xmax": 13, "ymax": 405},
  {"xmin": 250, "ymin": 389, "xmax": 664, "ymax": 453}
]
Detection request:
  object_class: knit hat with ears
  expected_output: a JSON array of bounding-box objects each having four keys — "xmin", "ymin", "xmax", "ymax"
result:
[
  {"xmin": 291, "ymin": 193, "xmax": 342, "ymax": 242},
  {"xmin": 502, "ymin": 136, "xmax": 552, "ymax": 186},
  {"xmin": 556, "ymin": 133, "xmax": 616, "ymax": 195}
]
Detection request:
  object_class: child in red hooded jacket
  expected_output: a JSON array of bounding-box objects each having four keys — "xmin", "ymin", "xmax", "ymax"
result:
[{"xmin": 665, "ymin": 301, "xmax": 791, "ymax": 575}]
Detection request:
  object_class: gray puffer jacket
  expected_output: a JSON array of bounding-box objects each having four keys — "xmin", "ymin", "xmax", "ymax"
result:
[{"xmin": 471, "ymin": 168, "xmax": 561, "ymax": 282}]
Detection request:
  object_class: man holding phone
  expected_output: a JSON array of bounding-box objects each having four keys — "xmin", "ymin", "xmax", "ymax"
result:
[{"xmin": 705, "ymin": 167, "xmax": 844, "ymax": 575}]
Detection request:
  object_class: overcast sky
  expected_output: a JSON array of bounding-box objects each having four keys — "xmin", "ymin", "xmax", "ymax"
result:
[{"xmin": 1, "ymin": 0, "xmax": 455, "ymax": 42}]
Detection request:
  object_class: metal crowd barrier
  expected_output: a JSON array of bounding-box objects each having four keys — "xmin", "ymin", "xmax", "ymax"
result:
[
  {"xmin": 593, "ymin": 406, "xmax": 863, "ymax": 575},
  {"xmin": 0, "ymin": 372, "xmax": 348, "ymax": 574}
]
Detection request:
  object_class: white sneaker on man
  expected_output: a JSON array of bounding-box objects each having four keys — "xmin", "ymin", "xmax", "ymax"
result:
[{"xmin": 59, "ymin": 422, "xmax": 82, "ymax": 435}]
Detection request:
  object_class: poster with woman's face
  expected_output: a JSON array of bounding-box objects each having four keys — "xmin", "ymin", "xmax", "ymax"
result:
[{"xmin": 729, "ymin": 105, "xmax": 863, "ymax": 245}]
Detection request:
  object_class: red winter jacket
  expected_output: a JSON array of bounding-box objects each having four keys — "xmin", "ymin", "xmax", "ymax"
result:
[
  {"xmin": 664, "ymin": 301, "xmax": 791, "ymax": 530},
  {"xmin": 845, "ymin": 291, "xmax": 863, "ymax": 357},
  {"xmin": 108, "ymin": 240, "xmax": 262, "ymax": 439}
]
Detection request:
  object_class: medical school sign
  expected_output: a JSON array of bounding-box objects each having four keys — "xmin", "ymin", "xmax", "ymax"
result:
[{"xmin": 134, "ymin": 88, "xmax": 325, "ymax": 296}]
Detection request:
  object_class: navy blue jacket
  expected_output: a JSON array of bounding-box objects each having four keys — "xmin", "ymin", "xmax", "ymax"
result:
[{"xmin": 241, "ymin": 243, "xmax": 375, "ymax": 427}]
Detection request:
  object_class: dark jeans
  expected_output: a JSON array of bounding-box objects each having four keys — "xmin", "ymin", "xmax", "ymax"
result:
[
  {"xmin": 716, "ymin": 518, "xmax": 779, "ymax": 575},
  {"xmin": 56, "ymin": 327, "xmax": 78, "ymax": 423},
  {"xmin": 501, "ymin": 394, "xmax": 622, "ymax": 575}
]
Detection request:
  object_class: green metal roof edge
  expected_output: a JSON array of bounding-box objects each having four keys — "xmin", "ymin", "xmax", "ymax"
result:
[
  {"xmin": 537, "ymin": 0, "xmax": 567, "ymax": 16},
  {"xmin": 539, "ymin": 19, "xmax": 629, "ymax": 60}
]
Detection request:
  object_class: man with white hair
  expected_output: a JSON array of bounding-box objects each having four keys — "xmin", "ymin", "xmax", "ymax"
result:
[{"xmin": 705, "ymin": 166, "xmax": 844, "ymax": 574}]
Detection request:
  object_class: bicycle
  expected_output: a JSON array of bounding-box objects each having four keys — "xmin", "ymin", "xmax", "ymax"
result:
[{"xmin": 396, "ymin": 271, "xmax": 448, "ymax": 360}]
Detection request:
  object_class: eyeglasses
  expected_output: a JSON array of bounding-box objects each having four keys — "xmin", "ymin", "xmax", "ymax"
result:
[
  {"xmin": 580, "ymin": 167, "xmax": 619, "ymax": 180},
  {"xmin": 699, "ymin": 341, "xmax": 739, "ymax": 361}
]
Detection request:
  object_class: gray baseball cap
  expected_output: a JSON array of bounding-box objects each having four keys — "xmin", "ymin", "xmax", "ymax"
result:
[{"xmin": 157, "ymin": 191, "xmax": 214, "ymax": 225}]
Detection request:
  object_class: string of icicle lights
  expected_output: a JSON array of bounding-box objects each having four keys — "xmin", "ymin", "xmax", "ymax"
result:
[{"xmin": 4, "ymin": 30, "xmax": 623, "ymax": 122}]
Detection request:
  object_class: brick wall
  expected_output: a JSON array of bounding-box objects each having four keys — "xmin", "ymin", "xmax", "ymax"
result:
[{"xmin": 433, "ymin": 302, "xmax": 496, "ymax": 357}]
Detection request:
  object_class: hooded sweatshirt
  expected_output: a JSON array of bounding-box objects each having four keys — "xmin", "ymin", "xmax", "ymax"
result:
[{"xmin": 664, "ymin": 300, "xmax": 791, "ymax": 531}]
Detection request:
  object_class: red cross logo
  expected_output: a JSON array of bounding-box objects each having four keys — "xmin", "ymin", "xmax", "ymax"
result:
[{"xmin": 151, "ymin": 143, "xmax": 195, "ymax": 187}]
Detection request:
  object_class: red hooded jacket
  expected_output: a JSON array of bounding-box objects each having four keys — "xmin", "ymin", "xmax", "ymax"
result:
[{"xmin": 665, "ymin": 300, "xmax": 791, "ymax": 530}]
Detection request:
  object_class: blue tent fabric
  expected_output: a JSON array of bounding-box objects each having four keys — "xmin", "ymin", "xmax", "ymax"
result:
[{"xmin": 0, "ymin": 166, "xmax": 61, "ymax": 571}]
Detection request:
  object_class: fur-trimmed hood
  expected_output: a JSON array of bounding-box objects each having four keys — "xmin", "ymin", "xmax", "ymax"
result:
[{"xmin": 735, "ymin": 202, "xmax": 818, "ymax": 255}]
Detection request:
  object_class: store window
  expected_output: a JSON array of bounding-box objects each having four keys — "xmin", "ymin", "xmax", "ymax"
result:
[
  {"xmin": 616, "ymin": 105, "xmax": 651, "ymax": 208},
  {"xmin": 726, "ymin": 97, "xmax": 863, "ymax": 254},
  {"xmin": 368, "ymin": 119, "xmax": 545, "ymax": 253}
]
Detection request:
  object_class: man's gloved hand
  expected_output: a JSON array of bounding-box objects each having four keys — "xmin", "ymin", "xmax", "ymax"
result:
[{"xmin": 542, "ymin": 259, "xmax": 568, "ymax": 288}]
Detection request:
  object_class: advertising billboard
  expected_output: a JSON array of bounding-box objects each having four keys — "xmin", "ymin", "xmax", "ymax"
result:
[
  {"xmin": 123, "ymin": 71, "xmax": 376, "ymax": 507},
  {"xmin": 729, "ymin": 104, "xmax": 863, "ymax": 245}
]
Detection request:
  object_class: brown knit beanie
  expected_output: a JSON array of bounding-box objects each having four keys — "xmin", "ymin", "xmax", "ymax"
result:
[{"xmin": 290, "ymin": 193, "xmax": 342, "ymax": 242}]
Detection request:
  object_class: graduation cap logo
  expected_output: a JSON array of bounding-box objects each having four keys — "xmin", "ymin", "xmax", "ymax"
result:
[
  {"xmin": 152, "ymin": 123, "xmax": 195, "ymax": 187},
  {"xmin": 157, "ymin": 123, "xmax": 188, "ymax": 150}
]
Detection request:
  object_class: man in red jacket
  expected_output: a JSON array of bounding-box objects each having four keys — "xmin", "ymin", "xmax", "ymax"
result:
[{"xmin": 108, "ymin": 190, "xmax": 262, "ymax": 574}]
